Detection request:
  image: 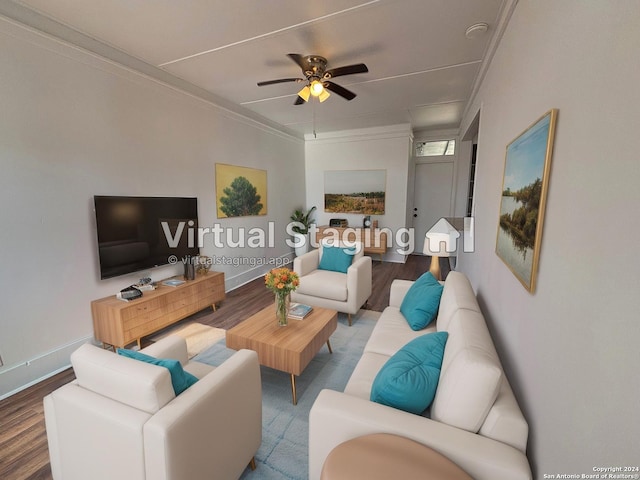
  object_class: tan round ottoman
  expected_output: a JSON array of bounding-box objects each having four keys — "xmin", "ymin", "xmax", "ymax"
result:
[{"xmin": 320, "ymin": 433, "xmax": 472, "ymax": 480}]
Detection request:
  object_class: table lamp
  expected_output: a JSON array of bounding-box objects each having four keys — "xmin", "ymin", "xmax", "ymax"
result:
[{"xmin": 423, "ymin": 218, "xmax": 459, "ymax": 281}]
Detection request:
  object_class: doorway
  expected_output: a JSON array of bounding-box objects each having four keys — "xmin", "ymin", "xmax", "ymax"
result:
[{"xmin": 412, "ymin": 159, "xmax": 455, "ymax": 254}]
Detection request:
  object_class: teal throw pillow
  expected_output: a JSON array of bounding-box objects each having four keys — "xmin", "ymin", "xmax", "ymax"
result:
[
  {"xmin": 318, "ymin": 245, "xmax": 356, "ymax": 273},
  {"xmin": 400, "ymin": 272, "xmax": 444, "ymax": 330},
  {"xmin": 370, "ymin": 332, "xmax": 448, "ymax": 414},
  {"xmin": 117, "ymin": 348, "xmax": 198, "ymax": 395}
]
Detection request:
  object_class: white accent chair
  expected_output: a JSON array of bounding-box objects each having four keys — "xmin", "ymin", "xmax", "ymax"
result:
[
  {"xmin": 43, "ymin": 336, "xmax": 262, "ymax": 480},
  {"xmin": 292, "ymin": 240, "xmax": 372, "ymax": 326}
]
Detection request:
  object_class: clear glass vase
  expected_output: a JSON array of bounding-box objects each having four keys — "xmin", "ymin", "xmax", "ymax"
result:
[{"xmin": 275, "ymin": 292, "xmax": 290, "ymax": 327}]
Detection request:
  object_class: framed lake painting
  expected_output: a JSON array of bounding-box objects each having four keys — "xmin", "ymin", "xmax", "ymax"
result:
[{"xmin": 496, "ymin": 109, "xmax": 558, "ymax": 293}]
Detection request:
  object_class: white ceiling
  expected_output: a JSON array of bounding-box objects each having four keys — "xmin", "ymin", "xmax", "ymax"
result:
[{"xmin": 10, "ymin": 0, "xmax": 506, "ymax": 138}]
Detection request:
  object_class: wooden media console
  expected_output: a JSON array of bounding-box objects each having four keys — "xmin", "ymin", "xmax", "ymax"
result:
[{"xmin": 91, "ymin": 271, "xmax": 225, "ymax": 349}]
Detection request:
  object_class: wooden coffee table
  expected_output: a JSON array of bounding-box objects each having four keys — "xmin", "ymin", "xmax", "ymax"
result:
[{"xmin": 226, "ymin": 305, "xmax": 337, "ymax": 405}]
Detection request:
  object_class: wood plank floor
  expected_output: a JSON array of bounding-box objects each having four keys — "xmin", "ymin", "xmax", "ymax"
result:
[{"xmin": 0, "ymin": 254, "xmax": 446, "ymax": 480}]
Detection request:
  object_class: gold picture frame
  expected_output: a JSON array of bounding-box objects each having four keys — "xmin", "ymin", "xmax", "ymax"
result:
[
  {"xmin": 215, "ymin": 163, "xmax": 267, "ymax": 218},
  {"xmin": 496, "ymin": 109, "xmax": 558, "ymax": 293}
]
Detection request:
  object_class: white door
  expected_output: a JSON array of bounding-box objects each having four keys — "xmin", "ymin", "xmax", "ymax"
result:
[{"xmin": 413, "ymin": 161, "xmax": 455, "ymax": 254}]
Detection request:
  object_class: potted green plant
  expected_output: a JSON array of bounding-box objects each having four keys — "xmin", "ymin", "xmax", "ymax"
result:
[{"xmin": 290, "ymin": 206, "xmax": 317, "ymax": 256}]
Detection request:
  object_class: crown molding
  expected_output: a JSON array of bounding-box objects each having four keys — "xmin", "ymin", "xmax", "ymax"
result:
[
  {"xmin": 461, "ymin": 0, "xmax": 519, "ymax": 123},
  {"xmin": 304, "ymin": 123, "xmax": 412, "ymax": 144},
  {"xmin": 0, "ymin": 0, "xmax": 304, "ymax": 142}
]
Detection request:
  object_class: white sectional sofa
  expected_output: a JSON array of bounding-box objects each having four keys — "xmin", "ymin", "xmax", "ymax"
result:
[{"xmin": 309, "ymin": 272, "xmax": 532, "ymax": 480}]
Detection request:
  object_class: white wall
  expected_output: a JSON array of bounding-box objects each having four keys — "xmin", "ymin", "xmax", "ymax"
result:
[
  {"xmin": 459, "ymin": 0, "xmax": 640, "ymax": 475},
  {"xmin": 0, "ymin": 17, "xmax": 304, "ymax": 397},
  {"xmin": 304, "ymin": 125, "xmax": 413, "ymax": 262}
]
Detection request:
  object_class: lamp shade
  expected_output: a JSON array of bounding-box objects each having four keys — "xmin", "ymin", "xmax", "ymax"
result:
[
  {"xmin": 318, "ymin": 88, "xmax": 330, "ymax": 102},
  {"xmin": 297, "ymin": 85, "xmax": 311, "ymax": 102},
  {"xmin": 423, "ymin": 218, "xmax": 459, "ymax": 257}
]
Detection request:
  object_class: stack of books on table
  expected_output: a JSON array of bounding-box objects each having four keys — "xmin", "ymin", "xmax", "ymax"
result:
[{"xmin": 289, "ymin": 303, "xmax": 313, "ymax": 320}]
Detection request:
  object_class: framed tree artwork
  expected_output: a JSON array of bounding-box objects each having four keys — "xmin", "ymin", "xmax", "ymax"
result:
[
  {"xmin": 496, "ymin": 109, "xmax": 558, "ymax": 293},
  {"xmin": 215, "ymin": 164, "xmax": 267, "ymax": 218}
]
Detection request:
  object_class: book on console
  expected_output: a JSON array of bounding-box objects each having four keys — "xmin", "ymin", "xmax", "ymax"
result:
[{"xmin": 289, "ymin": 303, "xmax": 313, "ymax": 320}]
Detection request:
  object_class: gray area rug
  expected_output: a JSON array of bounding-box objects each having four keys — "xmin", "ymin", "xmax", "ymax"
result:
[{"xmin": 193, "ymin": 309, "xmax": 380, "ymax": 479}]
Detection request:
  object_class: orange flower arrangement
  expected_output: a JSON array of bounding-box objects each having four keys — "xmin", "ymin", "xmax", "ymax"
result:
[{"xmin": 264, "ymin": 267, "xmax": 299, "ymax": 295}]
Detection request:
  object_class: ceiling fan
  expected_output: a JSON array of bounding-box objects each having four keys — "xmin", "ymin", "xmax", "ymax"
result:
[{"xmin": 257, "ymin": 53, "xmax": 368, "ymax": 105}]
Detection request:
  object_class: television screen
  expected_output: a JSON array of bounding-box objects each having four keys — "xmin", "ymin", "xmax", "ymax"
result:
[{"xmin": 94, "ymin": 196, "xmax": 198, "ymax": 280}]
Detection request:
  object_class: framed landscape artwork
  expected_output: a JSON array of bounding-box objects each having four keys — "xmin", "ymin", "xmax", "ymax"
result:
[
  {"xmin": 496, "ymin": 109, "xmax": 558, "ymax": 293},
  {"xmin": 324, "ymin": 169, "xmax": 386, "ymax": 214},
  {"xmin": 215, "ymin": 163, "xmax": 267, "ymax": 218}
]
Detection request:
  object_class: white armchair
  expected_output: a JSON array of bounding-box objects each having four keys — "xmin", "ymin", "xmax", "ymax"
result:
[
  {"xmin": 43, "ymin": 336, "xmax": 262, "ymax": 480},
  {"xmin": 292, "ymin": 240, "xmax": 372, "ymax": 326}
]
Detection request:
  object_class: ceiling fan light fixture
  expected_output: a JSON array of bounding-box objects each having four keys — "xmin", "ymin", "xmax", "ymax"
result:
[
  {"xmin": 309, "ymin": 80, "xmax": 325, "ymax": 97},
  {"xmin": 318, "ymin": 89, "xmax": 331, "ymax": 103},
  {"xmin": 310, "ymin": 80, "xmax": 325, "ymax": 97},
  {"xmin": 297, "ymin": 85, "xmax": 311, "ymax": 102}
]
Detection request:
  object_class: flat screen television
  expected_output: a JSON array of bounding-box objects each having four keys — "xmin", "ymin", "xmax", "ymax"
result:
[{"xmin": 94, "ymin": 195, "xmax": 198, "ymax": 280}]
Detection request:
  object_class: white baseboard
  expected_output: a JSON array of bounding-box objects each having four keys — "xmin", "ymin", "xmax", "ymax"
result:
[
  {"xmin": 0, "ymin": 336, "xmax": 92, "ymax": 400},
  {"xmin": 223, "ymin": 253, "xmax": 295, "ymax": 291}
]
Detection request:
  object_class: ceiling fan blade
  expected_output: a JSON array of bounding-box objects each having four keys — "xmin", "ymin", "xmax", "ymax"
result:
[
  {"xmin": 257, "ymin": 78, "xmax": 303, "ymax": 87},
  {"xmin": 287, "ymin": 53, "xmax": 308, "ymax": 71},
  {"xmin": 324, "ymin": 81, "xmax": 357, "ymax": 101},
  {"xmin": 323, "ymin": 63, "xmax": 368, "ymax": 79},
  {"xmin": 294, "ymin": 96, "xmax": 305, "ymax": 105}
]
